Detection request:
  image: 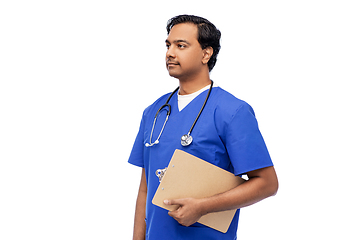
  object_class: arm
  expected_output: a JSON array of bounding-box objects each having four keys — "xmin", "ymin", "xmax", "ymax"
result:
[
  {"xmin": 165, "ymin": 166, "xmax": 278, "ymax": 227},
  {"xmin": 132, "ymin": 168, "xmax": 147, "ymax": 240}
]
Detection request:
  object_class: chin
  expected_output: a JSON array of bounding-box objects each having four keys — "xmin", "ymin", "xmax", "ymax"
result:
[{"xmin": 167, "ymin": 70, "xmax": 182, "ymax": 79}]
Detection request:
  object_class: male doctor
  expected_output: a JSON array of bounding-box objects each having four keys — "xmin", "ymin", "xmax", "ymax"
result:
[{"xmin": 128, "ymin": 15, "xmax": 278, "ymax": 240}]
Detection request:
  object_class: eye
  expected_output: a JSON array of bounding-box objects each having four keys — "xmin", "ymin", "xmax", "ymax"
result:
[{"xmin": 178, "ymin": 44, "xmax": 185, "ymax": 49}]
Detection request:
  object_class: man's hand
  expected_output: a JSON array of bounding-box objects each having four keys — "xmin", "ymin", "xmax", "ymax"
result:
[{"xmin": 164, "ymin": 198, "xmax": 205, "ymax": 227}]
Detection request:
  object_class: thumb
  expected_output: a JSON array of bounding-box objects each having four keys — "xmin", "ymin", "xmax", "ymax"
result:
[{"xmin": 164, "ymin": 199, "xmax": 183, "ymax": 206}]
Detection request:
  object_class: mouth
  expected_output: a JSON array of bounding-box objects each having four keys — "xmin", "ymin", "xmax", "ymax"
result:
[{"xmin": 166, "ymin": 61, "xmax": 179, "ymax": 68}]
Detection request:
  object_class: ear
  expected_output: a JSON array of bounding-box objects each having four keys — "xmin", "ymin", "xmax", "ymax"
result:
[{"xmin": 202, "ymin": 46, "xmax": 213, "ymax": 65}]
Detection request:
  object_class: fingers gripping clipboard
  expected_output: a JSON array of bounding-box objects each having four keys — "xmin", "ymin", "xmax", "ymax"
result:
[{"xmin": 152, "ymin": 149, "xmax": 245, "ymax": 233}]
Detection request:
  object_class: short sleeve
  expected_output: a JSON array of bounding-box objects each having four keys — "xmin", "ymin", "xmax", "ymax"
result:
[
  {"xmin": 128, "ymin": 112, "xmax": 145, "ymax": 168},
  {"xmin": 225, "ymin": 103, "xmax": 273, "ymax": 176}
]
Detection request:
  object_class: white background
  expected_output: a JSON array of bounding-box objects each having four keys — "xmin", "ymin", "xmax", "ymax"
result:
[{"xmin": 1, "ymin": 0, "xmax": 359, "ymax": 239}]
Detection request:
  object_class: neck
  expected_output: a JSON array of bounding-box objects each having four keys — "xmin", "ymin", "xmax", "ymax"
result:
[{"xmin": 178, "ymin": 71, "xmax": 211, "ymax": 95}]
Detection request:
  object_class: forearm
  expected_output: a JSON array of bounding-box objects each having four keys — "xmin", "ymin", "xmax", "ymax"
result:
[
  {"xmin": 199, "ymin": 166, "xmax": 278, "ymax": 215},
  {"xmin": 165, "ymin": 166, "xmax": 278, "ymax": 227},
  {"xmin": 133, "ymin": 169, "xmax": 147, "ymax": 240},
  {"xmin": 133, "ymin": 192, "xmax": 146, "ymax": 240}
]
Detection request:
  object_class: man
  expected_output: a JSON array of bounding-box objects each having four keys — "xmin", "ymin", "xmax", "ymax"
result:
[{"xmin": 128, "ymin": 15, "xmax": 278, "ymax": 240}]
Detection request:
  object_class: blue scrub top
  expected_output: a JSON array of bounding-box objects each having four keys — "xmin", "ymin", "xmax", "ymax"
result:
[{"xmin": 128, "ymin": 87, "xmax": 273, "ymax": 240}]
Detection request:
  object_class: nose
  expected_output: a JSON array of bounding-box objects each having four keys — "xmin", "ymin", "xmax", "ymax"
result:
[{"xmin": 166, "ymin": 45, "xmax": 175, "ymax": 59}]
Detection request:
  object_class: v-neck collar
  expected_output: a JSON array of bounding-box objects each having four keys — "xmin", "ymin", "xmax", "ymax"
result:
[
  {"xmin": 171, "ymin": 87, "xmax": 215, "ymax": 115},
  {"xmin": 176, "ymin": 84, "xmax": 218, "ymax": 113}
]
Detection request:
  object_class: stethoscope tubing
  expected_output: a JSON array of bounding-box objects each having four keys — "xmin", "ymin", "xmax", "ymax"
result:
[
  {"xmin": 145, "ymin": 81, "xmax": 213, "ymax": 147},
  {"xmin": 186, "ymin": 80, "xmax": 213, "ymax": 136}
]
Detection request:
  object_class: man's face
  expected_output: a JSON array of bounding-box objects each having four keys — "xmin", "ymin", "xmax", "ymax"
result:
[{"xmin": 165, "ymin": 23, "xmax": 206, "ymax": 80}]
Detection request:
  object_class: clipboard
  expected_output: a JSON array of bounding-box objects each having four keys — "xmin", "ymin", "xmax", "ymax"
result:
[{"xmin": 152, "ymin": 149, "xmax": 245, "ymax": 233}]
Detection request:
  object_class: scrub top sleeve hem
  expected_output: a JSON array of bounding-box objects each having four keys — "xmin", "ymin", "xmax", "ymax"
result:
[
  {"xmin": 128, "ymin": 160, "xmax": 145, "ymax": 168},
  {"xmin": 234, "ymin": 162, "xmax": 274, "ymax": 176}
]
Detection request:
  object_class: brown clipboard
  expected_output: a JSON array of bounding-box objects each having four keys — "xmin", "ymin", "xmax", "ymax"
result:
[{"xmin": 152, "ymin": 149, "xmax": 245, "ymax": 233}]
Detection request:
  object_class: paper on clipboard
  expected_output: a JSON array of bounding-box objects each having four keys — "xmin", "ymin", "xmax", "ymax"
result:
[{"xmin": 152, "ymin": 149, "xmax": 245, "ymax": 233}]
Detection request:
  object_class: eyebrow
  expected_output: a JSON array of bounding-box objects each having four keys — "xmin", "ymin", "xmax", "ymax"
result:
[{"xmin": 165, "ymin": 39, "xmax": 191, "ymax": 45}]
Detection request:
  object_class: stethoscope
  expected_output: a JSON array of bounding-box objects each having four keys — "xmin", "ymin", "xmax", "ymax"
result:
[{"xmin": 145, "ymin": 81, "xmax": 213, "ymax": 147}]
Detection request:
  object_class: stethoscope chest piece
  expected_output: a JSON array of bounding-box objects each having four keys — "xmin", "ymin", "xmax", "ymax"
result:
[{"xmin": 181, "ymin": 134, "xmax": 193, "ymax": 147}]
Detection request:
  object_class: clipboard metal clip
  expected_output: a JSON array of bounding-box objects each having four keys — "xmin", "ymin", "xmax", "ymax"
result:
[{"xmin": 155, "ymin": 167, "xmax": 167, "ymax": 182}]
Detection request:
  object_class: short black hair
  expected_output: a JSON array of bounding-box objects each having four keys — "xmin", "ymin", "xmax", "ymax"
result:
[{"xmin": 166, "ymin": 15, "xmax": 221, "ymax": 72}]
